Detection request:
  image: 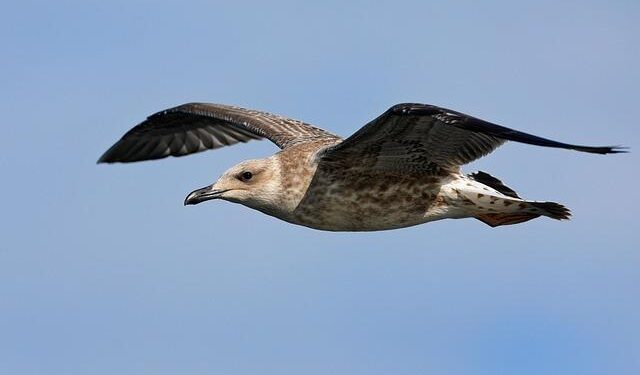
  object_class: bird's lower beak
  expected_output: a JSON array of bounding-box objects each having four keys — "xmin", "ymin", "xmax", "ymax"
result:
[{"xmin": 184, "ymin": 185, "xmax": 228, "ymax": 206}]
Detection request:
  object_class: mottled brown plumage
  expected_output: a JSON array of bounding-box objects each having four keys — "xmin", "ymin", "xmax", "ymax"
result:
[{"xmin": 99, "ymin": 102, "xmax": 624, "ymax": 231}]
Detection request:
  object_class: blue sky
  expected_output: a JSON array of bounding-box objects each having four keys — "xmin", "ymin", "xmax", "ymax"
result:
[{"xmin": 1, "ymin": 1, "xmax": 638, "ymax": 374}]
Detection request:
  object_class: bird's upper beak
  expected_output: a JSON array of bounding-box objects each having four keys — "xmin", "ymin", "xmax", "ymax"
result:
[{"xmin": 184, "ymin": 185, "xmax": 228, "ymax": 205}]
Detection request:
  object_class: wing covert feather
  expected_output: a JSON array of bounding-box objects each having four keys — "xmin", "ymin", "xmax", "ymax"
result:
[
  {"xmin": 98, "ymin": 103, "xmax": 339, "ymax": 163},
  {"xmin": 320, "ymin": 103, "xmax": 624, "ymax": 172}
]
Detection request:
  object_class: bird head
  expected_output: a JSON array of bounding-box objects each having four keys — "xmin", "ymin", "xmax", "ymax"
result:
[{"xmin": 184, "ymin": 158, "xmax": 281, "ymax": 210}]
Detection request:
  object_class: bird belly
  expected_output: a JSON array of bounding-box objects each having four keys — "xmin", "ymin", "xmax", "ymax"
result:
[{"xmin": 289, "ymin": 174, "xmax": 454, "ymax": 231}]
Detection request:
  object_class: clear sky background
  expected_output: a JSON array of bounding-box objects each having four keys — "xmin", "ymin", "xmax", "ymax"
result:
[{"xmin": 1, "ymin": 1, "xmax": 638, "ymax": 374}]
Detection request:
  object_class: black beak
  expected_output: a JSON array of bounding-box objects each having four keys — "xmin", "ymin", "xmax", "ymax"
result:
[{"xmin": 184, "ymin": 185, "xmax": 227, "ymax": 206}]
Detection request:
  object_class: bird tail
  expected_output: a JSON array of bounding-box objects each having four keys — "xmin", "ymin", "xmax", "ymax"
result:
[
  {"xmin": 528, "ymin": 201, "xmax": 572, "ymax": 220},
  {"xmin": 458, "ymin": 171, "xmax": 571, "ymax": 227},
  {"xmin": 476, "ymin": 200, "xmax": 571, "ymax": 227}
]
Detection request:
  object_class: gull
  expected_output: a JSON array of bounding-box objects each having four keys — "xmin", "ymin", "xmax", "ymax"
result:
[{"xmin": 98, "ymin": 103, "xmax": 624, "ymax": 231}]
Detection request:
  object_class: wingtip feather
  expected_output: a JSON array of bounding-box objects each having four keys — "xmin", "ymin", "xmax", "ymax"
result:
[
  {"xmin": 574, "ymin": 145, "xmax": 628, "ymax": 154},
  {"xmin": 603, "ymin": 145, "xmax": 629, "ymax": 154}
]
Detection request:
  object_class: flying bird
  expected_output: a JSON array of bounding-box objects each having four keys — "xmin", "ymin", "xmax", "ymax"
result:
[{"xmin": 98, "ymin": 103, "xmax": 624, "ymax": 231}]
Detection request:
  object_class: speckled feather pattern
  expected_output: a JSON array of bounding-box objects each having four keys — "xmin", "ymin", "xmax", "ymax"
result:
[
  {"xmin": 99, "ymin": 102, "xmax": 621, "ymax": 231},
  {"xmin": 266, "ymin": 141, "xmax": 526, "ymax": 231}
]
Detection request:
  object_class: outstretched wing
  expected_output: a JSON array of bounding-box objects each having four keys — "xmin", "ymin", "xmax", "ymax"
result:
[
  {"xmin": 98, "ymin": 103, "xmax": 339, "ymax": 163},
  {"xmin": 320, "ymin": 103, "xmax": 624, "ymax": 172}
]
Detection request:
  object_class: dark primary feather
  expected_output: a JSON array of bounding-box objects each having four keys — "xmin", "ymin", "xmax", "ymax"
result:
[
  {"xmin": 98, "ymin": 103, "xmax": 339, "ymax": 163},
  {"xmin": 321, "ymin": 103, "xmax": 625, "ymax": 172},
  {"xmin": 469, "ymin": 171, "xmax": 520, "ymax": 198}
]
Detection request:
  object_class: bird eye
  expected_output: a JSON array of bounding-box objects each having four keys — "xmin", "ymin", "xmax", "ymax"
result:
[{"xmin": 240, "ymin": 171, "xmax": 253, "ymax": 181}]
